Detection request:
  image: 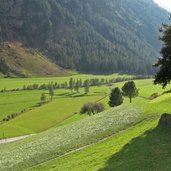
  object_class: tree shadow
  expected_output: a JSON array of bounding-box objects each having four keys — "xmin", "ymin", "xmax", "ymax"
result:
[{"xmin": 99, "ymin": 125, "xmax": 171, "ymax": 171}]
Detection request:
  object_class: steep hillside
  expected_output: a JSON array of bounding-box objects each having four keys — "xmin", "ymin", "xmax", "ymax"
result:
[
  {"xmin": 0, "ymin": 42, "xmax": 65, "ymax": 77},
  {"xmin": 0, "ymin": 0, "xmax": 169, "ymax": 75}
]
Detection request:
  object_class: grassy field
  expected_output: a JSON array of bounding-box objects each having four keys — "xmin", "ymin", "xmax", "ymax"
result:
[
  {"xmin": 0, "ymin": 74, "xmax": 131, "ymax": 139},
  {"xmin": 28, "ymin": 120, "xmax": 159, "ymax": 171},
  {"xmin": 0, "ymin": 76, "xmax": 171, "ymax": 171},
  {"xmin": 0, "ymin": 73, "xmax": 132, "ymax": 89},
  {"xmin": 0, "ymin": 102, "xmax": 143, "ymax": 171},
  {"xmin": 0, "ymin": 90, "xmax": 41, "ymax": 120},
  {"xmin": 0, "ymin": 79, "xmax": 169, "ymax": 139},
  {"xmin": 27, "ymin": 93, "xmax": 171, "ymax": 171}
]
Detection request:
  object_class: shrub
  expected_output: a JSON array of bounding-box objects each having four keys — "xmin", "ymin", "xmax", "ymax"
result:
[{"xmin": 80, "ymin": 102, "xmax": 105, "ymax": 115}]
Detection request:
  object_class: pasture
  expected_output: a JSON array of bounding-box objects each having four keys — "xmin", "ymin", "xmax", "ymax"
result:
[{"xmin": 0, "ymin": 75, "xmax": 171, "ymax": 171}]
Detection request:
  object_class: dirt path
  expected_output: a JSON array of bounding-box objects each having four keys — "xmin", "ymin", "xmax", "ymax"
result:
[{"xmin": 0, "ymin": 134, "xmax": 33, "ymax": 145}]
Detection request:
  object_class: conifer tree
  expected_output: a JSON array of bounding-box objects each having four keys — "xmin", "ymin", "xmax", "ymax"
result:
[{"xmin": 108, "ymin": 87, "xmax": 123, "ymax": 107}]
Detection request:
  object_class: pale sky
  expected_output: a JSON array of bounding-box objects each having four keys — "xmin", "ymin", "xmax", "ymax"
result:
[{"xmin": 154, "ymin": 0, "xmax": 171, "ymax": 12}]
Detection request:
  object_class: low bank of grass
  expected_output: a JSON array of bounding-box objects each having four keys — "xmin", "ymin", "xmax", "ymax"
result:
[
  {"xmin": 28, "ymin": 119, "xmax": 159, "ymax": 171},
  {"xmin": 0, "ymin": 102, "xmax": 143, "ymax": 171}
]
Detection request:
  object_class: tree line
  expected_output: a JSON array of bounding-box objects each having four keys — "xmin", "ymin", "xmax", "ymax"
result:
[{"xmin": 0, "ymin": 75, "xmax": 151, "ymax": 93}]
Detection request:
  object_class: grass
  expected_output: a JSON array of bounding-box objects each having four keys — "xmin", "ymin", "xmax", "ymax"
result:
[
  {"xmin": 0, "ymin": 95, "xmax": 169, "ymax": 170},
  {"xmin": 0, "ymin": 76, "xmax": 130, "ymax": 139},
  {"xmin": 0, "ymin": 93, "xmax": 106, "ymax": 139},
  {"xmin": 28, "ymin": 93, "xmax": 171, "ymax": 171},
  {"xmin": 0, "ymin": 79, "xmax": 169, "ymax": 139},
  {"xmin": 0, "ymin": 73, "xmax": 132, "ymax": 89},
  {"xmin": 28, "ymin": 119, "xmax": 159, "ymax": 171},
  {"xmin": 0, "ymin": 90, "xmax": 43, "ymax": 120},
  {"xmin": 0, "ymin": 77, "xmax": 171, "ymax": 170},
  {"xmin": 0, "ymin": 103, "xmax": 143, "ymax": 171}
]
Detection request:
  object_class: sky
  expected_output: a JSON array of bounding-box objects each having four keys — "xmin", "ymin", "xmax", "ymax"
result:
[{"xmin": 154, "ymin": 0, "xmax": 171, "ymax": 12}]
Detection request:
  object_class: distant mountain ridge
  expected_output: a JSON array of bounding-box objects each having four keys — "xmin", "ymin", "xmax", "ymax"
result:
[{"xmin": 0, "ymin": 0, "xmax": 169, "ymax": 76}]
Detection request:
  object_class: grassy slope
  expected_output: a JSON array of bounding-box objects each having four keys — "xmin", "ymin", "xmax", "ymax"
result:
[
  {"xmin": 28, "ymin": 120, "xmax": 159, "ymax": 171},
  {"xmin": 0, "ymin": 102, "xmax": 143, "ymax": 171},
  {"xmin": 28, "ymin": 93, "xmax": 171, "ymax": 171},
  {"xmin": 26, "ymin": 82, "xmax": 171, "ymax": 171},
  {"xmin": 0, "ymin": 79, "xmax": 171, "ymax": 170},
  {"xmin": 0, "ymin": 42, "xmax": 64, "ymax": 77}
]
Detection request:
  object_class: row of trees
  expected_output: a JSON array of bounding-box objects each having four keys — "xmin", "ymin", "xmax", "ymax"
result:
[
  {"xmin": 41, "ymin": 80, "xmax": 139, "ymax": 110},
  {"xmin": 80, "ymin": 81, "xmax": 139, "ymax": 116},
  {"xmin": 108, "ymin": 81, "xmax": 139, "ymax": 107},
  {"xmin": 1, "ymin": 75, "xmax": 149, "ymax": 93}
]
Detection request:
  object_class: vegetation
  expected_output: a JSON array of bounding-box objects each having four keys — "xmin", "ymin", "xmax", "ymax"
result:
[
  {"xmin": 49, "ymin": 85, "xmax": 55, "ymax": 101},
  {"xmin": 0, "ymin": 0, "xmax": 168, "ymax": 76},
  {"xmin": 0, "ymin": 2, "xmax": 170, "ymax": 171},
  {"xmin": 84, "ymin": 79, "xmax": 90, "ymax": 94},
  {"xmin": 0, "ymin": 43, "xmax": 64, "ymax": 77},
  {"xmin": 1, "ymin": 82, "xmax": 171, "ymax": 170},
  {"xmin": 122, "ymin": 81, "xmax": 139, "ymax": 103},
  {"xmin": 0, "ymin": 76, "xmax": 171, "ymax": 170},
  {"xmin": 0, "ymin": 104, "xmax": 142, "ymax": 171},
  {"xmin": 108, "ymin": 88, "xmax": 124, "ymax": 107},
  {"xmin": 40, "ymin": 93, "xmax": 46, "ymax": 104},
  {"xmin": 0, "ymin": 78, "xmax": 170, "ymax": 139},
  {"xmin": 154, "ymin": 23, "xmax": 171, "ymax": 88},
  {"xmin": 80, "ymin": 102, "xmax": 105, "ymax": 115}
]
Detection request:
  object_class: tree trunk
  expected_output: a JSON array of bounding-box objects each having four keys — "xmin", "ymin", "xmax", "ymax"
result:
[{"xmin": 130, "ymin": 96, "xmax": 132, "ymax": 103}]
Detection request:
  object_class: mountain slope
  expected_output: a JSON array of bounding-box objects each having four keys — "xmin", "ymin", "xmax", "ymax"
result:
[
  {"xmin": 0, "ymin": 42, "xmax": 65, "ymax": 77},
  {"xmin": 0, "ymin": 0, "xmax": 169, "ymax": 75}
]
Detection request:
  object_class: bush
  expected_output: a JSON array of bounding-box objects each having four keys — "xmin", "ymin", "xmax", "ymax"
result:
[{"xmin": 80, "ymin": 102, "xmax": 105, "ymax": 115}]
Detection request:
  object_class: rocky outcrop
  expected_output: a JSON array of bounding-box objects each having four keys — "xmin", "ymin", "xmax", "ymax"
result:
[{"xmin": 159, "ymin": 113, "xmax": 171, "ymax": 128}]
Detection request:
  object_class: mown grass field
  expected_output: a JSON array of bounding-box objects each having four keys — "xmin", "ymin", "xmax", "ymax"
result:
[
  {"xmin": 0, "ymin": 73, "xmax": 132, "ymax": 139},
  {"xmin": 0, "ymin": 78, "xmax": 167, "ymax": 139},
  {"xmin": 0, "ymin": 76, "xmax": 171, "ymax": 171},
  {"xmin": 0, "ymin": 73, "xmax": 132, "ymax": 89}
]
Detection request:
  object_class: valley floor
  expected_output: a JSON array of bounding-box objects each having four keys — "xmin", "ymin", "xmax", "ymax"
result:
[{"xmin": 0, "ymin": 75, "xmax": 171, "ymax": 171}]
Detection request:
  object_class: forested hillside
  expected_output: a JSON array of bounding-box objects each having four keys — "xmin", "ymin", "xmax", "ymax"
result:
[{"xmin": 0, "ymin": 0, "xmax": 168, "ymax": 76}]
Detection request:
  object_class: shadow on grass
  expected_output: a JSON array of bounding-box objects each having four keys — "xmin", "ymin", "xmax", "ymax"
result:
[
  {"xmin": 99, "ymin": 125, "xmax": 171, "ymax": 171},
  {"xmin": 56, "ymin": 92, "xmax": 70, "ymax": 97}
]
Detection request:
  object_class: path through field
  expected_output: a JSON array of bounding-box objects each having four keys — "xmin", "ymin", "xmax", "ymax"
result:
[{"xmin": 0, "ymin": 134, "xmax": 33, "ymax": 144}]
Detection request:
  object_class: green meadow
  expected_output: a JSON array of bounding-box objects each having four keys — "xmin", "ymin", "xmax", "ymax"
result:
[
  {"xmin": 0, "ymin": 73, "xmax": 132, "ymax": 89},
  {"xmin": 0, "ymin": 75, "xmax": 171, "ymax": 171}
]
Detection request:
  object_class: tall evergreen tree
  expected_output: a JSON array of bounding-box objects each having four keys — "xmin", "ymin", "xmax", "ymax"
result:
[
  {"xmin": 108, "ymin": 87, "xmax": 123, "ymax": 107},
  {"xmin": 154, "ymin": 24, "xmax": 171, "ymax": 88}
]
